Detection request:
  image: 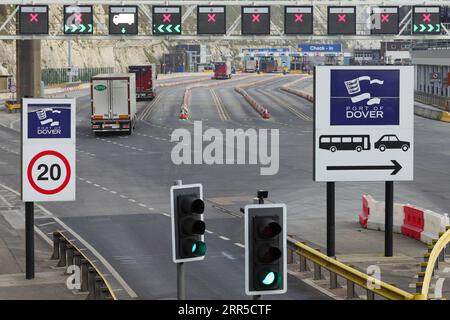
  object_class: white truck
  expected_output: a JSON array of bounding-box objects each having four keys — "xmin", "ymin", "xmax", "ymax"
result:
[{"xmin": 91, "ymin": 73, "xmax": 137, "ymax": 135}]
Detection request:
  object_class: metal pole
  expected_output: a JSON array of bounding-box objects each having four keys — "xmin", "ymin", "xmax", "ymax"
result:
[
  {"xmin": 327, "ymin": 182, "xmax": 335, "ymax": 257},
  {"xmin": 174, "ymin": 179, "xmax": 185, "ymax": 300},
  {"xmin": 25, "ymin": 201, "xmax": 34, "ymax": 279},
  {"xmin": 253, "ymin": 192, "xmax": 264, "ymax": 300},
  {"xmin": 385, "ymin": 181, "xmax": 394, "ymax": 257},
  {"xmin": 68, "ymin": 40, "xmax": 72, "ymax": 83}
]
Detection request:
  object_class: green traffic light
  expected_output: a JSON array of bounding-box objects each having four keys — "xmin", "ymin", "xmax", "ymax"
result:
[
  {"xmin": 261, "ymin": 271, "xmax": 276, "ymax": 286},
  {"xmin": 191, "ymin": 241, "xmax": 207, "ymax": 256}
]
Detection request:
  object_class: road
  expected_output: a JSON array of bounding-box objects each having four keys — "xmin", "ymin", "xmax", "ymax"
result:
[{"xmin": 0, "ymin": 73, "xmax": 449, "ymax": 299}]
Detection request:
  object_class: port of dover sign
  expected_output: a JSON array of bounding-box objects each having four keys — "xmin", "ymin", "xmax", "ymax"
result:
[
  {"xmin": 21, "ymin": 98, "xmax": 76, "ymax": 201},
  {"xmin": 314, "ymin": 66, "xmax": 414, "ymax": 182}
]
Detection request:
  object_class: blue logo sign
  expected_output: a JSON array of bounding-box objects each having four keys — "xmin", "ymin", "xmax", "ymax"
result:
[
  {"xmin": 298, "ymin": 44, "xmax": 342, "ymax": 53},
  {"xmin": 27, "ymin": 104, "xmax": 71, "ymax": 139},
  {"xmin": 330, "ymin": 69, "xmax": 400, "ymax": 126}
]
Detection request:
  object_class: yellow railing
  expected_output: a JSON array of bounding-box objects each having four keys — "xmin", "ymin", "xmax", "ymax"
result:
[
  {"xmin": 419, "ymin": 227, "xmax": 450, "ymax": 299},
  {"xmin": 288, "ymin": 237, "xmax": 423, "ymax": 300}
]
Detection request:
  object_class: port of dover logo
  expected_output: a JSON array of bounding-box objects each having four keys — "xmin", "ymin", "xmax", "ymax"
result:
[
  {"xmin": 27, "ymin": 104, "xmax": 71, "ymax": 139},
  {"xmin": 330, "ymin": 69, "xmax": 400, "ymax": 125}
]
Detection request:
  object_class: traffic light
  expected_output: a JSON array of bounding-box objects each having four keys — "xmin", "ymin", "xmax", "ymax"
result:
[
  {"xmin": 171, "ymin": 183, "xmax": 206, "ymax": 263},
  {"xmin": 245, "ymin": 204, "xmax": 286, "ymax": 295}
]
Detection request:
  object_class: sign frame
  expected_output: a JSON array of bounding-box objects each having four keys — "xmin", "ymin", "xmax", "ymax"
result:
[
  {"xmin": 327, "ymin": 6, "xmax": 357, "ymax": 35},
  {"xmin": 63, "ymin": 5, "xmax": 94, "ymax": 35},
  {"xmin": 284, "ymin": 6, "xmax": 314, "ymax": 35},
  {"xmin": 412, "ymin": 5, "xmax": 441, "ymax": 35},
  {"xmin": 21, "ymin": 98, "xmax": 76, "ymax": 202},
  {"xmin": 152, "ymin": 5, "xmax": 182, "ymax": 35},
  {"xmin": 370, "ymin": 6, "xmax": 400, "ymax": 35},
  {"xmin": 19, "ymin": 5, "xmax": 49, "ymax": 35},
  {"xmin": 241, "ymin": 6, "xmax": 271, "ymax": 35},
  {"xmin": 108, "ymin": 5, "xmax": 139, "ymax": 35},
  {"xmin": 197, "ymin": 5, "xmax": 226, "ymax": 35},
  {"xmin": 313, "ymin": 65, "xmax": 414, "ymax": 182}
]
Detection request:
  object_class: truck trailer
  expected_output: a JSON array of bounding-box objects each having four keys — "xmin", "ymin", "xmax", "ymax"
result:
[
  {"xmin": 128, "ymin": 64, "xmax": 156, "ymax": 100},
  {"xmin": 91, "ymin": 73, "xmax": 137, "ymax": 135},
  {"xmin": 213, "ymin": 61, "xmax": 232, "ymax": 79}
]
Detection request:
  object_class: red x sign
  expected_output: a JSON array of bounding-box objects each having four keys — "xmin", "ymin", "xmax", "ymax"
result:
[
  {"xmin": 295, "ymin": 14, "xmax": 303, "ymax": 23},
  {"xmin": 207, "ymin": 13, "xmax": 216, "ymax": 23},
  {"xmin": 74, "ymin": 13, "xmax": 83, "ymax": 23},
  {"xmin": 422, "ymin": 13, "xmax": 431, "ymax": 23},
  {"xmin": 252, "ymin": 14, "xmax": 260, "ymax": 23},
  {"xmin": 29, "ymin": 13, "xmax": 39, "ymax": 23},
  {"xmin": 163, "ymin": 14, "xmax": 171, "ymax": 23},
  {"xmin": 381, "ymin": 14, "xmax": 389, "ymax": 23},
  {"xmin": 338, "ymin": 14, "xmax": 346, "ymax": 23}
]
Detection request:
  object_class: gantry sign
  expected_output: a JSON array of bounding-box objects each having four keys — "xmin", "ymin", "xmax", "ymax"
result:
[{"xmin": 3, "ymin": 2, "xmax": 450, "ymax": 40}]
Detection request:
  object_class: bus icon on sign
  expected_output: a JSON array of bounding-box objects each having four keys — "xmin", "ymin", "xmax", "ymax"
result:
[{"xmin": 319, "ymin": 135, "xmax": 371, "ymax": 152}]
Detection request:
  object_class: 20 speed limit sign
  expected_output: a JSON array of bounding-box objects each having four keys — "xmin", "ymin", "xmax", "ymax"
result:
[{"xmin": 22, "ymin": 98, "xmax": 76, "ymax": 202}]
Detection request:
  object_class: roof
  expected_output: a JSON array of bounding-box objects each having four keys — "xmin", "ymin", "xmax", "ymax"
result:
[
  {"xmin": 92, "ymin": 73, "xmax": 135, "ymax": 78},
  {"xmin": 411, "ymin": 49, "xmax": 450, "ymax": 66}
]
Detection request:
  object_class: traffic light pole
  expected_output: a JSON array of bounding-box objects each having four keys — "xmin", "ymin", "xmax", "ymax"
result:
[
  {"xmin": 252, "ymin": 194, "xmax": 265, "ymax": 301},
  {"xmin": 174, "ymin": 180, "xmax": 186, "ymax": 300},
  {"xmin": 25, "ymin": 202, "xmax": 35, "ymax": 279}
]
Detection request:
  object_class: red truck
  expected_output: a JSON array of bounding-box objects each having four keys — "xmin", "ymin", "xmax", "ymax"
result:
[
  {"xmin": 128, "ymin": 64, "xmax": 156, "ymax": 100},
  {"xmin": 213, "ymin": 61, "xmax": 232, "ymax": 80}
]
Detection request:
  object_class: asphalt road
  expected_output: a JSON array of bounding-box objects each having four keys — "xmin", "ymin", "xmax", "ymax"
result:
[{"xmin": 0, "ymin": 73, "xmax": 449, "ymax": 299}]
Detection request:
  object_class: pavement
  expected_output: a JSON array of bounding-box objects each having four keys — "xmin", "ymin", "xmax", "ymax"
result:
[{"xmin": 0, "ymin": 72, "xmax": 448, "ymax": 299}]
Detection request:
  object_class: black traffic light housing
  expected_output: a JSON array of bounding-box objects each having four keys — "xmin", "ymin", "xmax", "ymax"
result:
[
  {"xmin": 245, "ymin": 204, "xmax": 287, "ymax": 295},
  {"xmin": 171, "ymin": 184, "xmax": 206, "ymax": 263}
]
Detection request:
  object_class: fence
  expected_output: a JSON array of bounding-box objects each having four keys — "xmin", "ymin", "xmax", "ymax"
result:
[
  {"xmin": 42, "ymin": 67, "xmax": 114, "ymax": 86},
  {"xmin": 415, "ymin": 91, "xmax": 450, "ymax": 111}
]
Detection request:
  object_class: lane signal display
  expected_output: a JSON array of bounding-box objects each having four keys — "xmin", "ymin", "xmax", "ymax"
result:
[
  {"xmin": 284, "ymin": 6, "xmax": 313, "ymax": 35},
  {"xmin": 245, "ymin": 204, "xmax": 287, "ymax": 295},
  {"xmin": 64, "ymin": 5, "xmax": 93, "ymax": 34},
  {"xmin": 328, "ymin": 6, "xmax": 356, "ymax": 35},
  {"xmin": 413, "ymin": 6, "xmax": 441, "ymax": 34},
  {"xmin": 242, "ymin": 6, "xmax": 270, "ymax": 35},
  {"xmin": 153, "ymin": 6, "xmax": 182, "ymax": 35},
  {"xmin": 197, "ymin": 6, "xmax": 226, "ymax": 35},
  {"xmin": 109, "ymin": 6, "xmax": 138, "ymax": 35},
  {"xmin": 19, "ymin": 5, "xmax": 49, "ymax": 35},
  {"xmin": 370, "ymin": 6, "xmax": 399, "ymax": 35}
]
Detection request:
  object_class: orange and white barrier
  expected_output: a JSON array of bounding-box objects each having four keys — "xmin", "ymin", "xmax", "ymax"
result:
[{"xmin": 359, "ymin": 195, "xmax": 449, "ymax": 244}]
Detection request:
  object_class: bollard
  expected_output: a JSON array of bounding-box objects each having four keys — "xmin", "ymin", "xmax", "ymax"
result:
[
  {"xmin": 329, "ymin": 271, "xmax": 339, "ymax": 289},
  {"xmin": 366, "ymin": 289, "xmax": 375, "ymax": 300},
  {"xmin": 287, "ymin": 248, "xmax": 294, "ymax": 264},
  {"xmin": 80, "ymin": 259, "xmax": 89, "ymax": 292},
  {"xmin": 416, "ymin": 282, "xmax": 423, "ymax": 294},
  {"xmin": 299, "ymin": 255, "xmax": 308, "ymax": 272},
  {"xmin": 313, "ymin": 262, "xmax": 322, "ymax": 280},
  {"xmin": 88, "ymin": 267, "xmax": 96, "ymax": 300},
  {"xmin": 65, "ymin": 244, "xmax": 74, "ymax": 274},
  {"xmin": 57, "ymin": 239, "xmax": 67, "ymax": 267},
  {"xmin": 51, "ymin": 232, "xmax": 61, "ymax": 260},
  {"xmin": 346, "ymin": 279, "xmax": 357, "ymax": 299},
  {"xmin": 94, "ymin": 276, "xmax": 103, "ymax": 300}
]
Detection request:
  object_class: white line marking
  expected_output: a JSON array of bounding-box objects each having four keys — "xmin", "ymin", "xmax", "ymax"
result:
[
  {"xmin": 110, "ymin": 191, "xmax": 117, "ymax": 195},
  {"xmin": 139, "ymin": 203, "xmax": 147, "ymax": 208},
  {"xmin": 234, "ymin": 243, "xmax": 245, "ymax": 248},
  {"xmin": 128, "ymin": 199, "xmax": 136, "ymax": 203},
  {"xmin": 205, "ymin": 230, "xmax": 214, "ymax": 234},
  {"xmin": 219, "ymin": 236, "xmax": 230, "ymax": 241}
]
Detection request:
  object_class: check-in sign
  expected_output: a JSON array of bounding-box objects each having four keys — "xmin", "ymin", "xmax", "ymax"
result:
[
  {"xmin": 22, "ymin": 98, "xmax": 76, "ymax": 202},
  {"xmin": 314, "ymin": 66, "xmax": 414, "ymax": 182}
]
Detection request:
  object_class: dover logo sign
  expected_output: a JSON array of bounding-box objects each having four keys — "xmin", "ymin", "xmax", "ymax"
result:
[
  {"xmin": 22, "ymin": 98, "xmax": 76, "ymax": 202},
  {"xmin": 330, "ymin": 69, "xmax": 400, "ymax": 126},
  {"xmin": 314, "ymin": 66, "xmax": 414, "ymax": 182},
  {"xmin": 27, "ymin": 105, "xmax": 71, "ymax": 138}
]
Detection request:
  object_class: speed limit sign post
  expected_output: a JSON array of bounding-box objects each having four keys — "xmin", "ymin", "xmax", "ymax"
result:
[{"xmin": 21, "ymin": 98, "xmax": 76, "ymax": 279}]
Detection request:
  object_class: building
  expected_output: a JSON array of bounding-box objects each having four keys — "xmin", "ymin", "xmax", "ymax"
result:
[
  {"xmin": 161, "ymin": 51, "xmax": 190, "ymax": 74},
  {"xmin": 380, "ymin": 41, "xmax": 411, "ymax": 65},
  {"xmin": 351, "ymin": 49, "xmax": 382, "ymax": 65},
  {"xmin": 411, "ymin": 49, "xmax": 450, "ymax": 97}
]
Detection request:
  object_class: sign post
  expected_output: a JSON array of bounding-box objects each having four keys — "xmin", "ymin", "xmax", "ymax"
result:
[
  {"xmin": 314, "ymin": 66, "xmax": 414, "ymax": 257},
  {"xmin": 21, "ymin": 98, "xmax": 76, "ymax": 278}
]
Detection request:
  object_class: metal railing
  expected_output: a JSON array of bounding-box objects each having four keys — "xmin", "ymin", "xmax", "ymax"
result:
[
  {"xmin": 51, "ymin": 231, "xmax": 117, "ymax": 300},
  {"xmin": 42, "ymin": 67, "xmax": 114, "ymax": 85},
  {"xmin": 415, "ymin": 91, "xmax": 450, "ymax": 111},
  {"xmin": 287, "ymin": 236, "xmax": 422, "ymax": 300}
]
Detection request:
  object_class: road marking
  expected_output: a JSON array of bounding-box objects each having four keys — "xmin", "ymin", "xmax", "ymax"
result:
[
  {"xmin": 205, "ymin": 229, "xmax": 214, "ymax": 234},
  {"xmin": 128, "ymin": 199, "xmax": 136, "ymax": 203},
  {"xmin": 234, "ymin": 243, "xmax": 245, "ymax": 248},
  {"xmin": 38, "ymin": 221, "xmax": 56, "ymax": 227},
  {"xmin": 139, "ymin": 203, "xmax": 147, "ymax": 208},
  {"xmin": 219, "ymin": 235, "xmax": 230, "ymax": 241},
  {"xmin": 221, "ymin": 251, "xmax": 236, "ymax": 260},
  {"xmin": 0, "ymin": 182, "xmax": 138, "ymax": 299}
]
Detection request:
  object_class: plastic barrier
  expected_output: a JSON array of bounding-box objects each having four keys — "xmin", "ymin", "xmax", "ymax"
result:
[
  {"xmin": 421, "ymin": 210, "xmax": 450, "ymax": 244},
  {"xmin": 401, "ymin": 205, "xmax": 424, "ymax": 240},
  {"xmin": 359, "ymin": 194, "xmax": 371, "ymax": 228}
]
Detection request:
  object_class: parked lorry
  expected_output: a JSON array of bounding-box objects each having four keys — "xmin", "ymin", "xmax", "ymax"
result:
[
  {"xmin": 128, "ymin": 64, "xmax": 156, "ymax": 100},
  {"xmin": 91, "ymin": 73, "xmax": 137, "ymax": 135},
  {"xmin": 244, "ymin": 58, "xmax": 257, "ymax": 73},
  {"xmin": 213, "ymin": 61, "xmax": 232, "ymax": 79}
]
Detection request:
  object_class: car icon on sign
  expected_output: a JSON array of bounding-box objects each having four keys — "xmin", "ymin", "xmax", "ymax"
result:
[
  {"xmin": 375, "ymin": 134, "xmax": 410, "ymax": 152},
  {"xmin": 113, "ymin": 14, "xmax": 135, "ymax": 25}
]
